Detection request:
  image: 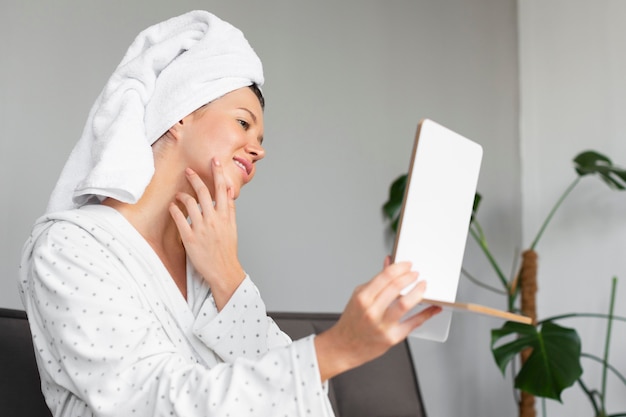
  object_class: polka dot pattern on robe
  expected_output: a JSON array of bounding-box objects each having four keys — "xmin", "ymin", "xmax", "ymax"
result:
[{"xmin": 19, "ymin": 205, "xmax": 334, "ymax": 417}]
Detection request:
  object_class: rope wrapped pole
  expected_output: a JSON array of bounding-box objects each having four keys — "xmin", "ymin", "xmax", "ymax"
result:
[{"xmin": 519, "ymin": 249, "xmax": 538, "ymax": 417}]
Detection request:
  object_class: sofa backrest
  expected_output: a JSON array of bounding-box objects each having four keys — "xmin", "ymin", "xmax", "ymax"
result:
[
  {"xmin": 0, "ymin": 308, "xmax": 427, "ymax": 417},
  {"xmin": 0, "ymin": 308, "xmax": 52, "ymax": 417},
  {"xmin": 270, "ymin": 312, "xmax": 427, "ymax": 417}
]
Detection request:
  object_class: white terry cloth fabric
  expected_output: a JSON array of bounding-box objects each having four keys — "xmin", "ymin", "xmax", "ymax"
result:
[
  {"xmin": 19, "ymin": 205, "xmax": 335, "ymax": 417},
  {"xmin": 46, "ymin": 10, "xmax": 263, "ymax": 214}
]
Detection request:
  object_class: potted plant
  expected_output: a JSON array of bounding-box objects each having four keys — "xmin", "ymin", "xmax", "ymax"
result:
[{"xmin": 383, "ymin": 150, "xmax": 626, "ymax": 417}]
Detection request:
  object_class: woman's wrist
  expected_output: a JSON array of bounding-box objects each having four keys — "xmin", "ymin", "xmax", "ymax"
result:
[
  {"xmin": 313, "ymin": 327, "xmax": 361, "ymax": 382},
  {"xmin": 206, "ymin": 263, "xmax": 246, "ymax": 311}
]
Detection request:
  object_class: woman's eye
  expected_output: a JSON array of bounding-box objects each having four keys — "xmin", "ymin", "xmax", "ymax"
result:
[{"xmin": 238, "ymin": 119, "xmax": 250, "ymax": 130}]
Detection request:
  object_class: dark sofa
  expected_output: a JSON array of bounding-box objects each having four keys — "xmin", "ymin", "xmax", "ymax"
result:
[{"xmin": 0, "ymin": 308, "xmax": 427, "ymax": 416}]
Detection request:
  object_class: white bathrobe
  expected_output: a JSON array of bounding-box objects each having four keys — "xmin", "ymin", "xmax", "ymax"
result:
[{"xmin": 19, "ymin": 204, "xmax": 335, "ymax": 417}]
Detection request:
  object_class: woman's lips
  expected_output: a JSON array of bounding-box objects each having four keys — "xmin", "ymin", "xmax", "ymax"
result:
[{"xmin": 233, "ymin": 157, "xmax": 252, "ymax": 176}]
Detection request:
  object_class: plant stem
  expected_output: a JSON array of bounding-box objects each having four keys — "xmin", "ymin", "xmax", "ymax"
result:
[
  {"xmin": 472, "ymin": 217, "xmax": 487, "ymax": 242},
  {"xmin": 469, "ymin": 228, "xmax": 509, "ymax": 293},
  {"xmin": 580, "ymin": 353, "xmax": 626, "ymax": 386},
  {"xmin": 538, "ymin": 313, "xmax": 626, "ymax": 325},
  {"xmin": 461, "ymin": 267, "xmax": 507, "ymax": 294},
  {"xmin": 530, "ymin": 177, "xmax": 581, "ymax": 251},
  {"xmin": 601, "ymin": 277, "xmax": 618, "ymax": 413},
  {"xmin": 578, "ymin": 378, "xmax": 601, "ymax": 417},
  {"xmin": 470, "ymin": 221, "xmax": 520, "ymax": 311}
]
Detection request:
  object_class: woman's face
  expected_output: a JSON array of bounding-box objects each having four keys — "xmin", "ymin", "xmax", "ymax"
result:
[{"xmin": 176, "ymin": 86, "xmax": 265, "ymax": 199}]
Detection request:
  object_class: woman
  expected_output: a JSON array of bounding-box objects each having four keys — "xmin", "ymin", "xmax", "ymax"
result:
[{"xmin": 19, "ymin": 10, "xmax": 441, "ymax": 417}]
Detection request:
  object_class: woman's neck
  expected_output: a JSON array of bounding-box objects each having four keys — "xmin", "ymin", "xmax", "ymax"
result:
[{"xmin": 102, "ymin": 154, "xmax": 190, "ymax": 298}]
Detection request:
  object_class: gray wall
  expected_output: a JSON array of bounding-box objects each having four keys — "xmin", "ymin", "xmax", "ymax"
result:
[
  {"xmin": 519, "ymin": 1, "xmax": 626, "ymax": 414},
  {"xmin": 1, "ymin": 1, "xmax": 521, "ymax": 416}
]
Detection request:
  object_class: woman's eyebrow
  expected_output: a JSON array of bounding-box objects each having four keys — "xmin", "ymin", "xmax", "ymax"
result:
[{"xmin": 238, "ymin": 107, "xmax": 258, "ymax": 123}]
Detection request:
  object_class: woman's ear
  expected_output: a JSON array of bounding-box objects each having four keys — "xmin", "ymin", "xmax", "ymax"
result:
[
  {"xmin": 167, "ymin": 118, "xmax": 186, "ymax": 141},
  {"xmin": 169, "ymin": 107, "xmax": 201, "ymax": 141}
]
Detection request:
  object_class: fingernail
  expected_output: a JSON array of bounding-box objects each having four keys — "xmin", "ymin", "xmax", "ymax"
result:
[{"xmin": 213, "ymin": 158, "xmax": 221, "ymax": 167}]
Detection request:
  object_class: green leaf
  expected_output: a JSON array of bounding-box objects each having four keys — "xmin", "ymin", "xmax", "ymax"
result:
[
  {"xmin": 573, "ymin": 150, "xmax": 626, "ymax": 190},
  {"xmin": 491, "ymin": 321, "xmax": 582, "ymax": 401},
  {"xmin": 471, "ymin": 192, "xmax": 482, "ymax": 223},
  {"xmin": 382, "ymin": 174, "xmax": 407, "ymax": 232}
]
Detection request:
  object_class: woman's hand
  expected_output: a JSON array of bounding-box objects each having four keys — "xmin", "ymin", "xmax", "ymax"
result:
[
  {"xmin": 169, "ymin": 159, "xmax": 245, "ymax": 310},
  {"xmin": 314, "ymin": 258, "xmax": 441, "ymax": 381}
]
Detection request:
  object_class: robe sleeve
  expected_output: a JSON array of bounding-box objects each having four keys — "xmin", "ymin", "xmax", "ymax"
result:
[
  {"xmin": 192, "ymin": 276, "xmax": 292, "ymax": 362},
  {"xmin": 20, "ymin": 220, "xmax": 335, "ymax": 417}
]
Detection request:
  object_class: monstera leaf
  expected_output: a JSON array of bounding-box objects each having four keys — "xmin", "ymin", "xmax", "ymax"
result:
[
  {"xmin": 382, "ymin": 174, "xmax": 407, "ymax": 233},
  {"xmin": 491, "ymin": 321, "xmax": 582, "ymax": 401},
  {"xmin": 574, "ymin": 150, "xmax": 626, "ymax": 190}
]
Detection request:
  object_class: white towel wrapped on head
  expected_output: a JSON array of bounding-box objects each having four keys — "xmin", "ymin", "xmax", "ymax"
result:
[{"xmin": 46, "ymin": 10, "xmax": 263, "ymax": 214}]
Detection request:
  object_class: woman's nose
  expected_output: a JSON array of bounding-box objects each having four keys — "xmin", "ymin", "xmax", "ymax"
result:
[{"xmin": 246, "ymin": 141, "xmax": 266, "ymax": 162}]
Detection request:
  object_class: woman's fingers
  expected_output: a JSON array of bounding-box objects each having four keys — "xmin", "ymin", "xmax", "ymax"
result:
[
  {"xmin": 399, "ymin": 305, "xmax": 442, "ymax": 334},
  {"xmin": 370, "ymin": 270, "xmax": 421, "ymax": 318},
  {"xmin": 383, "ymin": 280, "xmax": 428, "ymax": 323},
  {"xmin": 355, "ymin": 260, "xmax": 438, "ymax": 336},
  {"xmin": 179, "ymin": 160, "xmax": 236, "ymax": 224},
  {"xmin": 183, "ymin": 167, "xmax": 214, "ymax": 213},
  {"xmin": 169, "ymin": 201, "xmax": 191, "ymax": 235},
  {"xmin": 356, "ymin": 262, "xmax": 413, "ymax": 307},
  {"xmin": 175, "ymin": 189, "xmax": 203, "ymax": 227},
  {"xmin": 209, "ymin": 158, "xmax": 229, "ymax": 210},
  {"xmin": 355, "ymin": 261, "xmax": 423, "ymax": 324}
]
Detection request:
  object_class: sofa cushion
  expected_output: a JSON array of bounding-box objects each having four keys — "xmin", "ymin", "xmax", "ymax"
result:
[{"xmin": 270, "ymin": 312, "xmax": 427, "ymax": 417}]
